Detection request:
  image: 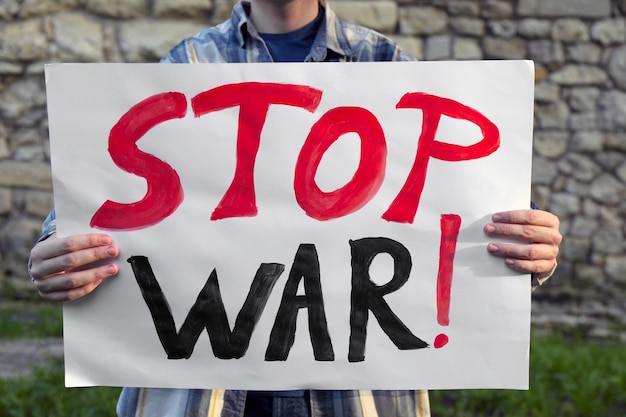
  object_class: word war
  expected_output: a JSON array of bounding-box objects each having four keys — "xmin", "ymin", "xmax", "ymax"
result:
[
  {"xmin": 90, "ymin": 82, "xmax": 500, "ymax": 231},
  {"xmin": 126, "ymin": 215, "xmax": 461, "ymax": 362}
]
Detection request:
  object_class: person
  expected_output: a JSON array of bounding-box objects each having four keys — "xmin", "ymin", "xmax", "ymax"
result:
[{"xmin": 28, "ymin": 0, "xmax": 562, "ymax": 415}]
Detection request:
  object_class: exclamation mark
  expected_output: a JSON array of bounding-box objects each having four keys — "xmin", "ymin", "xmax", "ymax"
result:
[{"xmin": 434, "ymin": 213, "xmax": 462, "ymax": 349}]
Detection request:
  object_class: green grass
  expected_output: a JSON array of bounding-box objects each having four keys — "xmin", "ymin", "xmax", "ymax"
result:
[
  {"xmin": 430, "ymin": 335, "xmax": 626, "ymax": 417},
  {"xmin": 0, "ymin": 360, "xmax": 121, "ymax": 417},
  {"xmin": 0, "ymin": 302, "xmax": 119, "ymax": 417},
  {"xmin": 0, "ymin": 302, "xmax": 62, "ymax": 339},
  {"xmin": 1, "ymin": 302, "xmax": 625, "ymax": 417}
]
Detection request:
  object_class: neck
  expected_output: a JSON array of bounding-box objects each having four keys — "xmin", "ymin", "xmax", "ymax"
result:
[{"xmin": 249, "ymin": 0, "xmax": 319, "ymax": 33}]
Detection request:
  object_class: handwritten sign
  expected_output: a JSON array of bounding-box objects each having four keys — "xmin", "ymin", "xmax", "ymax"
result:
[{"xmin": 45, "ymin": 61, "xmax": 535, "ymax": 390}]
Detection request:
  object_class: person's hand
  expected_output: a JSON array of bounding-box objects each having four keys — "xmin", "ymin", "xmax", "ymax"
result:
[
  {"xmin": 484, "ymin": 209, "xmax": 561, "ymax": 280},
  {"xmin": 29, "ymin": 234, "xmax": 119, "ymax": 302}
]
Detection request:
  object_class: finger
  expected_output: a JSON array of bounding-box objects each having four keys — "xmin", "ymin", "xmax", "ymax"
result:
[
  {"xmin": 38, "ymin": 278, "xmax": 107, "ymax": 302},
  {"xmin": 492, "ymin": 210, "xmax": 559, "ymax": 228},
  {"xmin": 33, "ymin": 263, "xmax": 119, "ymax": 295},
  {"xmin": 487, "ymin": 242, "xmax": 558, "ymax": 261},
  {"xmin": 30, "ymin": 243, "xmax": 119, "ymax": 280},
  {"xmin": 503, "ymin": 258, "xmax": 556, "ymax": 275},
  {"xmin": 30, "ymin": 234, "xmax": 114, "ymax": 263},
  {"xmin": 484, "ymin": 222, "xmax": 562, "ymax": 246}
]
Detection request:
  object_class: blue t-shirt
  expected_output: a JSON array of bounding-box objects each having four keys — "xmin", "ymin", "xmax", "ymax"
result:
[{"xmin": 259, "ymin": 9, "xmax": 324, "ymax": 62}]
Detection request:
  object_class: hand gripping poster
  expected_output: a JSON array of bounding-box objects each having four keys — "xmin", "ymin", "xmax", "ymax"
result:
[{"xmin": 45, "ymin": 61, "xmax": 535, "ymax": 390}]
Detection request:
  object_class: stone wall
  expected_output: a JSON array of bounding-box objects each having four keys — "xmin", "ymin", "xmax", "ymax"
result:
[{"xmin": 1, "ymin": 0, "xmax": 625, "ymax": 331}]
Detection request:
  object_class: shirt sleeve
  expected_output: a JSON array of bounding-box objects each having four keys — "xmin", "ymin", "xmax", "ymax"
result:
[
  {"xmin": 38, "ymin": 209, "xmax": 57, "ymax": 242},
  {"xmin": 27, "ymin": 209, "xmax": 57, "ymax": 281},
  {"xmin": 529, "ymin": 201, "xmax": 558, "ymax": 289}
]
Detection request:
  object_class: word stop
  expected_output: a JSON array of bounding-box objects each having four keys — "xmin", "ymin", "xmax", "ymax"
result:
[{"xmin": 90, "ymin": 82, "xmax": 499, "ymax": 230}]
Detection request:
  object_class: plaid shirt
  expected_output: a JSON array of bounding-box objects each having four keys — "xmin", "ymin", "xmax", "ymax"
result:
[
  {"xmin": 35, "ymin": 3, "xmax": 548, "ymax": 413},
  {"xmin": 160, "ymin": 1, "xmax": 415, "ymax": 64},
  {"xmin": 34, "ymin": 4, "xmax": 552, "ymax": 413}
]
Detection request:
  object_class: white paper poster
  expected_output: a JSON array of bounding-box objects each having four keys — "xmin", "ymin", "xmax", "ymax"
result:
[{"xmin": 45, "ymin": 61, "xmax": 535, "ymax": 390}]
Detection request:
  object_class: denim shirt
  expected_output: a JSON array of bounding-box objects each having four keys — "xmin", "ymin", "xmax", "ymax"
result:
[{"xmin": 35, "ymin": 2, "xmax": 545, "ymax": 416}]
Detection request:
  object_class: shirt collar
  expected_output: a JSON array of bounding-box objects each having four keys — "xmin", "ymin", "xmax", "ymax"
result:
[
  {"xmin": 309, "ymin": 1, "xmax": 355, "ymax": 61},
  {"xmin": 233, "ymin": 2, "xmax": 252, "ymax": 48}
]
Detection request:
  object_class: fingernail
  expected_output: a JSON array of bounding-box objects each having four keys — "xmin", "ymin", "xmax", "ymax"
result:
[
  {"xmin": 505, "ymin": 258, "xmax": 515, "ymax": 266},
  {"xmin": 485, "ymin": 224, "xmax": 496, "ymax": 234},
  {"xmin": 492, "ymin": 214, "xmax": 503, "ymax": 222},
  {"xmin": 106, "ymin": 264, "xmax": 117, "ymax": 274},
  {"xmin": 100, "ymin": 235, "xmax": 112, "ymax": 245},
  {"xmin": 106, "ymin": 246, "xmax": 117, "ymax": 256},
  {"xmin": 487, "ymin": 243, "xmax": 499, "ymax": 253}
]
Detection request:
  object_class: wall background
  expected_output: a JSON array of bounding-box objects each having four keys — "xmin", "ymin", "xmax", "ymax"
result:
[{"xmin": 1, "ymin": 0, "xmax": 625, "ymax": 338}]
